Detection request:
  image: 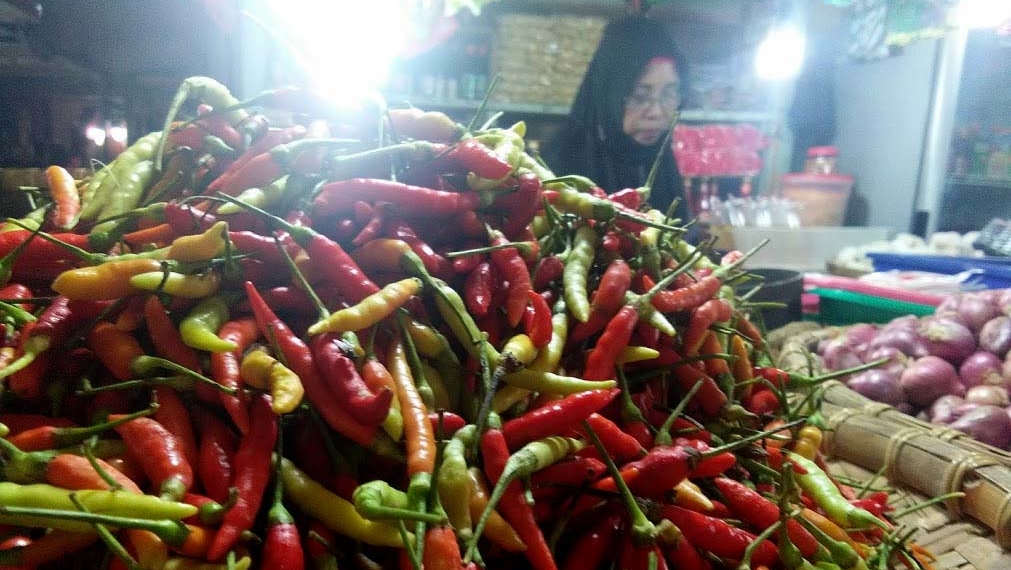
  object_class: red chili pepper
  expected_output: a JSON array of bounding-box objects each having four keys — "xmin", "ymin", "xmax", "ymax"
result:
[
  {"xmin": 607, "ymin": 187, "xmax": 647, "ymax": 210},
  {"xmin": 2, "ymin": 410, "xmax": 77, "ymax": 431},
  {"xmin": 672, "ymin": 438, "xmax": 737, "ymax": 478},
  {"xmin": 575, "ymin": 413, "xmax": 647, "ymax": 463},
  {"xmin": 523, "ymin": 289, "xmax": 552, "ymax": 349},
  {"xmin": 665, "ymin": 351, "xmax": 728, "ymax": 417},
  {"xmin": 665, "ymin": 534, "xmax": 712, "ymax": 570},
  {"xmin": 684, "ymin": 298, "xmax": 733, "ymax": 356},
  {"xmin": 152, "ymin": 387, "xmax": 199, "ymax": 474},
  {"xmin": 312, "ymin": 333, "xmax": 394, "ymax": 427},
  {"xmin": 532, "ymin": 255, "xmax": 565, "ymax": 292},
  {"xmin": 196, "ymin": 103, "xmax": 243, "ymax": 147},
  {"xmin": 0, "ymin": 297, "xmax": 107, "ymax": 384},
  {"xmin": 464, "ymin": 261, "xmax": 494, "ymax": 317},
  {"xmin": 143, "ymin": 296, "xmax": 202, "ymax": 368},
  {"xmin": 650, "ymin": 274, "xmax": 722, "ymax": 313},
  {"xmin": 0, "ymin": 230, "xmax": 92, "ymax": 264},
  {"xmin": 207, "ymin": 394, "xmax": 278, "ymax": 561},
  {"xmin": 228, "ymin": 229, "xmax": 299, "ymax": 268},
  {"xmin": 501, "ymin": 389, "xmax": 618, "ymax": 450},
  {"xmin": 488, "ymin": 230, "xmax": 533, "ymax": 328},
  {"xmin": 274, "ymin": 222, "xmax": 381, "ymax": 304},
  {"xmin": 314, "ymin": 178, "xmax": 481, "ymax": 218},
  {"xmin": 192, "ymin": 407, "xmax": 237, "ymax": 505},
  {"xmin": 591, "ymin": 445, "xmax": 695, "ymax": 499},
  {"xmin": 244, "ymin": 281, "xmax": 376, "ymax": 447},
  {"xmin": 480, "ymin": 428, "xmax": 558, "ymax": 570},
  {"xmin": 165, "ymin": 201, "xmax": 217, "ymax": 234},
  {"xmin": 745, "ymin": 387, "xmax": 781, "ymax": 415},
  {"xmin": 429, "ymin": 411, "xmax": 467, "ymax": 438},
  {"xmin": 209, "ymin": 317, "xmax": 259, "ymax": 435},
  {"xmin": 351, "ymin": 202, "xmax": 390, "ymax": 247},
  {"xmin": 568, "ymin": 259, "xmax": 635, "ymax": 346},
  {"xmin": 713, "ymin": 477, "xmax": 819, "ymax": 558},
  {"xmin": 498, "ymin": 172, "xmax": 543, "ymax": 239},
  {"xmin": 422, "ymin": 526, "xmax": 465, "ymax": 570},
  {"xmin": 583, "ymin": 305, "xmax": 639, "ymax": 381},
  {"xmin": 451, "ymin": 138, "xmax": 514, "ymax": 179},
  {"xmin": 112, "ymin": 415, "xmax": 194, "ymax": 500},
  {"xmin": 661, "ymin": 504, "xmax": 779, "ymax": 568},
  {"xmin": 530, "ymin": 455, "xmax": 607, "ymax": 491},
  {"xmin": 560, "ymin": 509, "xmax": 623, "ymax": 570},
  {"xmin": 207, "ymin": 124, "xmax": 305, "ymax": 194}
]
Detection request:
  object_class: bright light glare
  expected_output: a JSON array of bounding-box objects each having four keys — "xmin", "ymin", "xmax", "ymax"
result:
[
  {"xmin": 755, "ymin": 25, "xmax": 807, "ymax": 81},
  {"xmin": 85, "ymin": 125, "xmax": 106, "ymax": 147},
  {"xmin": 265, "ymin": 0, "xmax": 409, "ymax": 107},
  {"xmin": 108, "ymin": 125, "xmax": 128, "ymax": 144},
  {"xmin": 956, "ymin": 0, "xmax": 1011, "ymax": 29}
]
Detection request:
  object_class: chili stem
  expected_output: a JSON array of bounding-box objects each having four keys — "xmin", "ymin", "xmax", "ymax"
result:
[
  {"xmin": 654, "ymin": 380, "xmax": 703, "ymax": 446},
  {"xmin": 583, "ymin": 420, "xmax": 655, "ymax": 545},
  {"xmin": 0, "ymin": 505, "xmax": 189, "ymax": 544},
  {"xmin": 888, "ymin": 493, "xmax": 964, "ymax": 520},
  {"xmin": 68, "ymin": 493, "xmax": 141, "ymax": 570}
]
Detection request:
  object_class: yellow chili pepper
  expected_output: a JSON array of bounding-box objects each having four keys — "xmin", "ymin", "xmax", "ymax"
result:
[
  {"xmin": 730, "ymin": 334, "xmax": 754, "ymax": 399},
  {"xmin": 167, "ymin": 220, "xmax": 228, "ymax": 262},
  {"xmin": 615, "ymin": 346, "xmax": 660, "ymax": 365},
  {"xmin": 279, "ymin": 457, "xmax": 405, "ymax": 547},
  {"xmin": 421, "ymin": 360, "xmax": 452, "ymax": 411},
  {"xmin": 792, "ymin": 425, "xmax": 823, "ymax": 460},
  {"xmin": 492, "ymin": 385, "xmax": 531, "ymax": 414},
  {"xmin": 497, "ymin": 333, "xmax": 538, "ymax": 370},
  {"xmin": 129, "ymin": 270, "xmax": 221, "ymax": 299},
  {"xmin": 239, "ymin": 348, "xmax": 304, "ymax": 414},
  {"xmin": 162, "ymin": 555, "xmax": 252, "ymax": 570},
  {"xmin": 673, "ymin": 479, "xmax": 714, "ymax": 512},
  {"xmin": 503, "ymin": 368, "xmax": 615, "ymax": 395},
  {"xmin": 466, "ymin": 467, "xmax": 526, "ymax": 553},
  {"xmin": 307, "ymin": 277, "xmax": 421, "ymax": 335},
  {"xmin": 52, "ymin": 258, "xmax": 164, "ymax": 300}
]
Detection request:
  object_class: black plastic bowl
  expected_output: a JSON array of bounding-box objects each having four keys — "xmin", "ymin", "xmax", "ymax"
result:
[{"xmin": 734, "ymin": 268, "xmax": 804, "ymax": 330}]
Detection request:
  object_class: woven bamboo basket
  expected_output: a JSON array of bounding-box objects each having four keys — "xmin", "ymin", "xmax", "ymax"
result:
[{"xmin": 773, "ymin": 324, "xmax": 1011, "ymax": 569}]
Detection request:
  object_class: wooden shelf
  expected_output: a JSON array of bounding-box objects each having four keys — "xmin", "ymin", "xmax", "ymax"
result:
[
  {"xmin": 385, "ymin": 94, "xmax": 775, "ymax": 124},
  {"xmin": 948, "ymin": 175, "xmax": 1011, "ymax": 189}
]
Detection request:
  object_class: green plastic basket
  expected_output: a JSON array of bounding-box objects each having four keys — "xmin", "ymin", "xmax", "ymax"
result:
[{"xmin": 808, "ymin": 287, "xmax": 936, "ymax": 326}]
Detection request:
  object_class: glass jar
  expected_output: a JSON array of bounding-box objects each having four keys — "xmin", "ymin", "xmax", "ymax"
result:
[{"xmin": 804, "ymin": 146, "xmax": 839, "ymax": 175}]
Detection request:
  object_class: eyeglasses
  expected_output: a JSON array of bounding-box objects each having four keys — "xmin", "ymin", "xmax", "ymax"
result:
[{"xmin": 625, "ymin": 90, "xmax": 681, "ymax": 112}]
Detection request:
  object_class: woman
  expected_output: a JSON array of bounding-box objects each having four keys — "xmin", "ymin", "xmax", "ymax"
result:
[{"xmin": 543, "ymin": 16, "xmax": 689, "ymax": 220}]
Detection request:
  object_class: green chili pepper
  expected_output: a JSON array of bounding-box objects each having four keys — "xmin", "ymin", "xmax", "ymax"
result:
[
  {"xmin": 0, "ymin": 482, "xmax": 197, "ymax": 521},
  {"xmin": 438, "ymin": 436, "xmax": 473, "ymax": 540},
  {"xmin": 786, "ymin": 452, "xmax": 888, "ymax": 531},
  {"xmin": 179, "ymin": 295, "xmax": 238, "ymax": 353},
  {"xmin": 352, "ymin": 480, "xmax": 445, "ymax": 525},
  {"xmin": 564, "ymin": 225, "xmax": 597, "ymax": 322}
]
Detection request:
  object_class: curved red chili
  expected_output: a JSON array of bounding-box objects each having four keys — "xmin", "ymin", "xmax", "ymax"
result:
[{"xmin": 207, "ymin": 394, "xmax": 278, "ymax": 561}]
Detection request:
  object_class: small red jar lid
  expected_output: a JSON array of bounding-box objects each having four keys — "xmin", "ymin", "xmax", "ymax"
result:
[{"xmin": 806, "ymin": 146, "xmax": 839, "ymax": 158}]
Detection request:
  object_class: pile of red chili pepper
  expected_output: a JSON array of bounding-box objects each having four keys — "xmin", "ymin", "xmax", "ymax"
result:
[{"xmin": 0, "ymin": 76, "xmax": 935, "ymax": 570}]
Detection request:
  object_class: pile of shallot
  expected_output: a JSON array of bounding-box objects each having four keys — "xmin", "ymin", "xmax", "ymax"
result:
[{"xmin": 815, "ymin": 289, "xmax": 1011, "ymax": 449}]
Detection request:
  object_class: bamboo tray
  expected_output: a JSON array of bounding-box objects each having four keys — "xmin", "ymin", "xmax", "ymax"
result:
[{"xmin": 775, "ymin": 325, "xmax": 1011, "ymax": 567}]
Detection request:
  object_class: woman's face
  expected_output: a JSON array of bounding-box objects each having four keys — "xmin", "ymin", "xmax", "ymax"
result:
[{"xmin": 622, "ymin": 58, "xmax": 680, "ymax": 146}]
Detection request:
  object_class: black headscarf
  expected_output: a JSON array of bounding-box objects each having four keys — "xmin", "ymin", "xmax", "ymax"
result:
[{"xmin": 542, "ymin": 16, "xmax": 689, "ymax": 219}]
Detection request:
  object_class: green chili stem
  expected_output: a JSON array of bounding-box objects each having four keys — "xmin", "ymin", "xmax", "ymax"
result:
[
  {"xmin": 0, "ymin": 505, "xmax": 190, "ymax": 544},
  {"xmin": 654, "ymin": 380, "xmax": 704, "ymax": 446},
  {"xmin": 444, "ymin": 241, "xmax": 533, "ymax": 259},
  {"xmin": 69, "ymin": 493, "xmax": 141, "ymax": 570},
  {"xmin": 888, "ymin": 492, "xmax": 964, "ymax": 520},
  {"xmin": 583, "ymin": 420, "xmax": 655, "ymax": 545}
]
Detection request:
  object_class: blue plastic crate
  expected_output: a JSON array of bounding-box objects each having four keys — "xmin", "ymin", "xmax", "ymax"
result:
[{"xmin": 866, "ymin": 252, "xmax": 1011, "ymax": 290}]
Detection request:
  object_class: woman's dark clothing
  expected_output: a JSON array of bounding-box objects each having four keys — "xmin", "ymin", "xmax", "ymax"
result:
[{"xmin": 542, "ymin": 16, "xmax": 689, "ymax": 221}]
